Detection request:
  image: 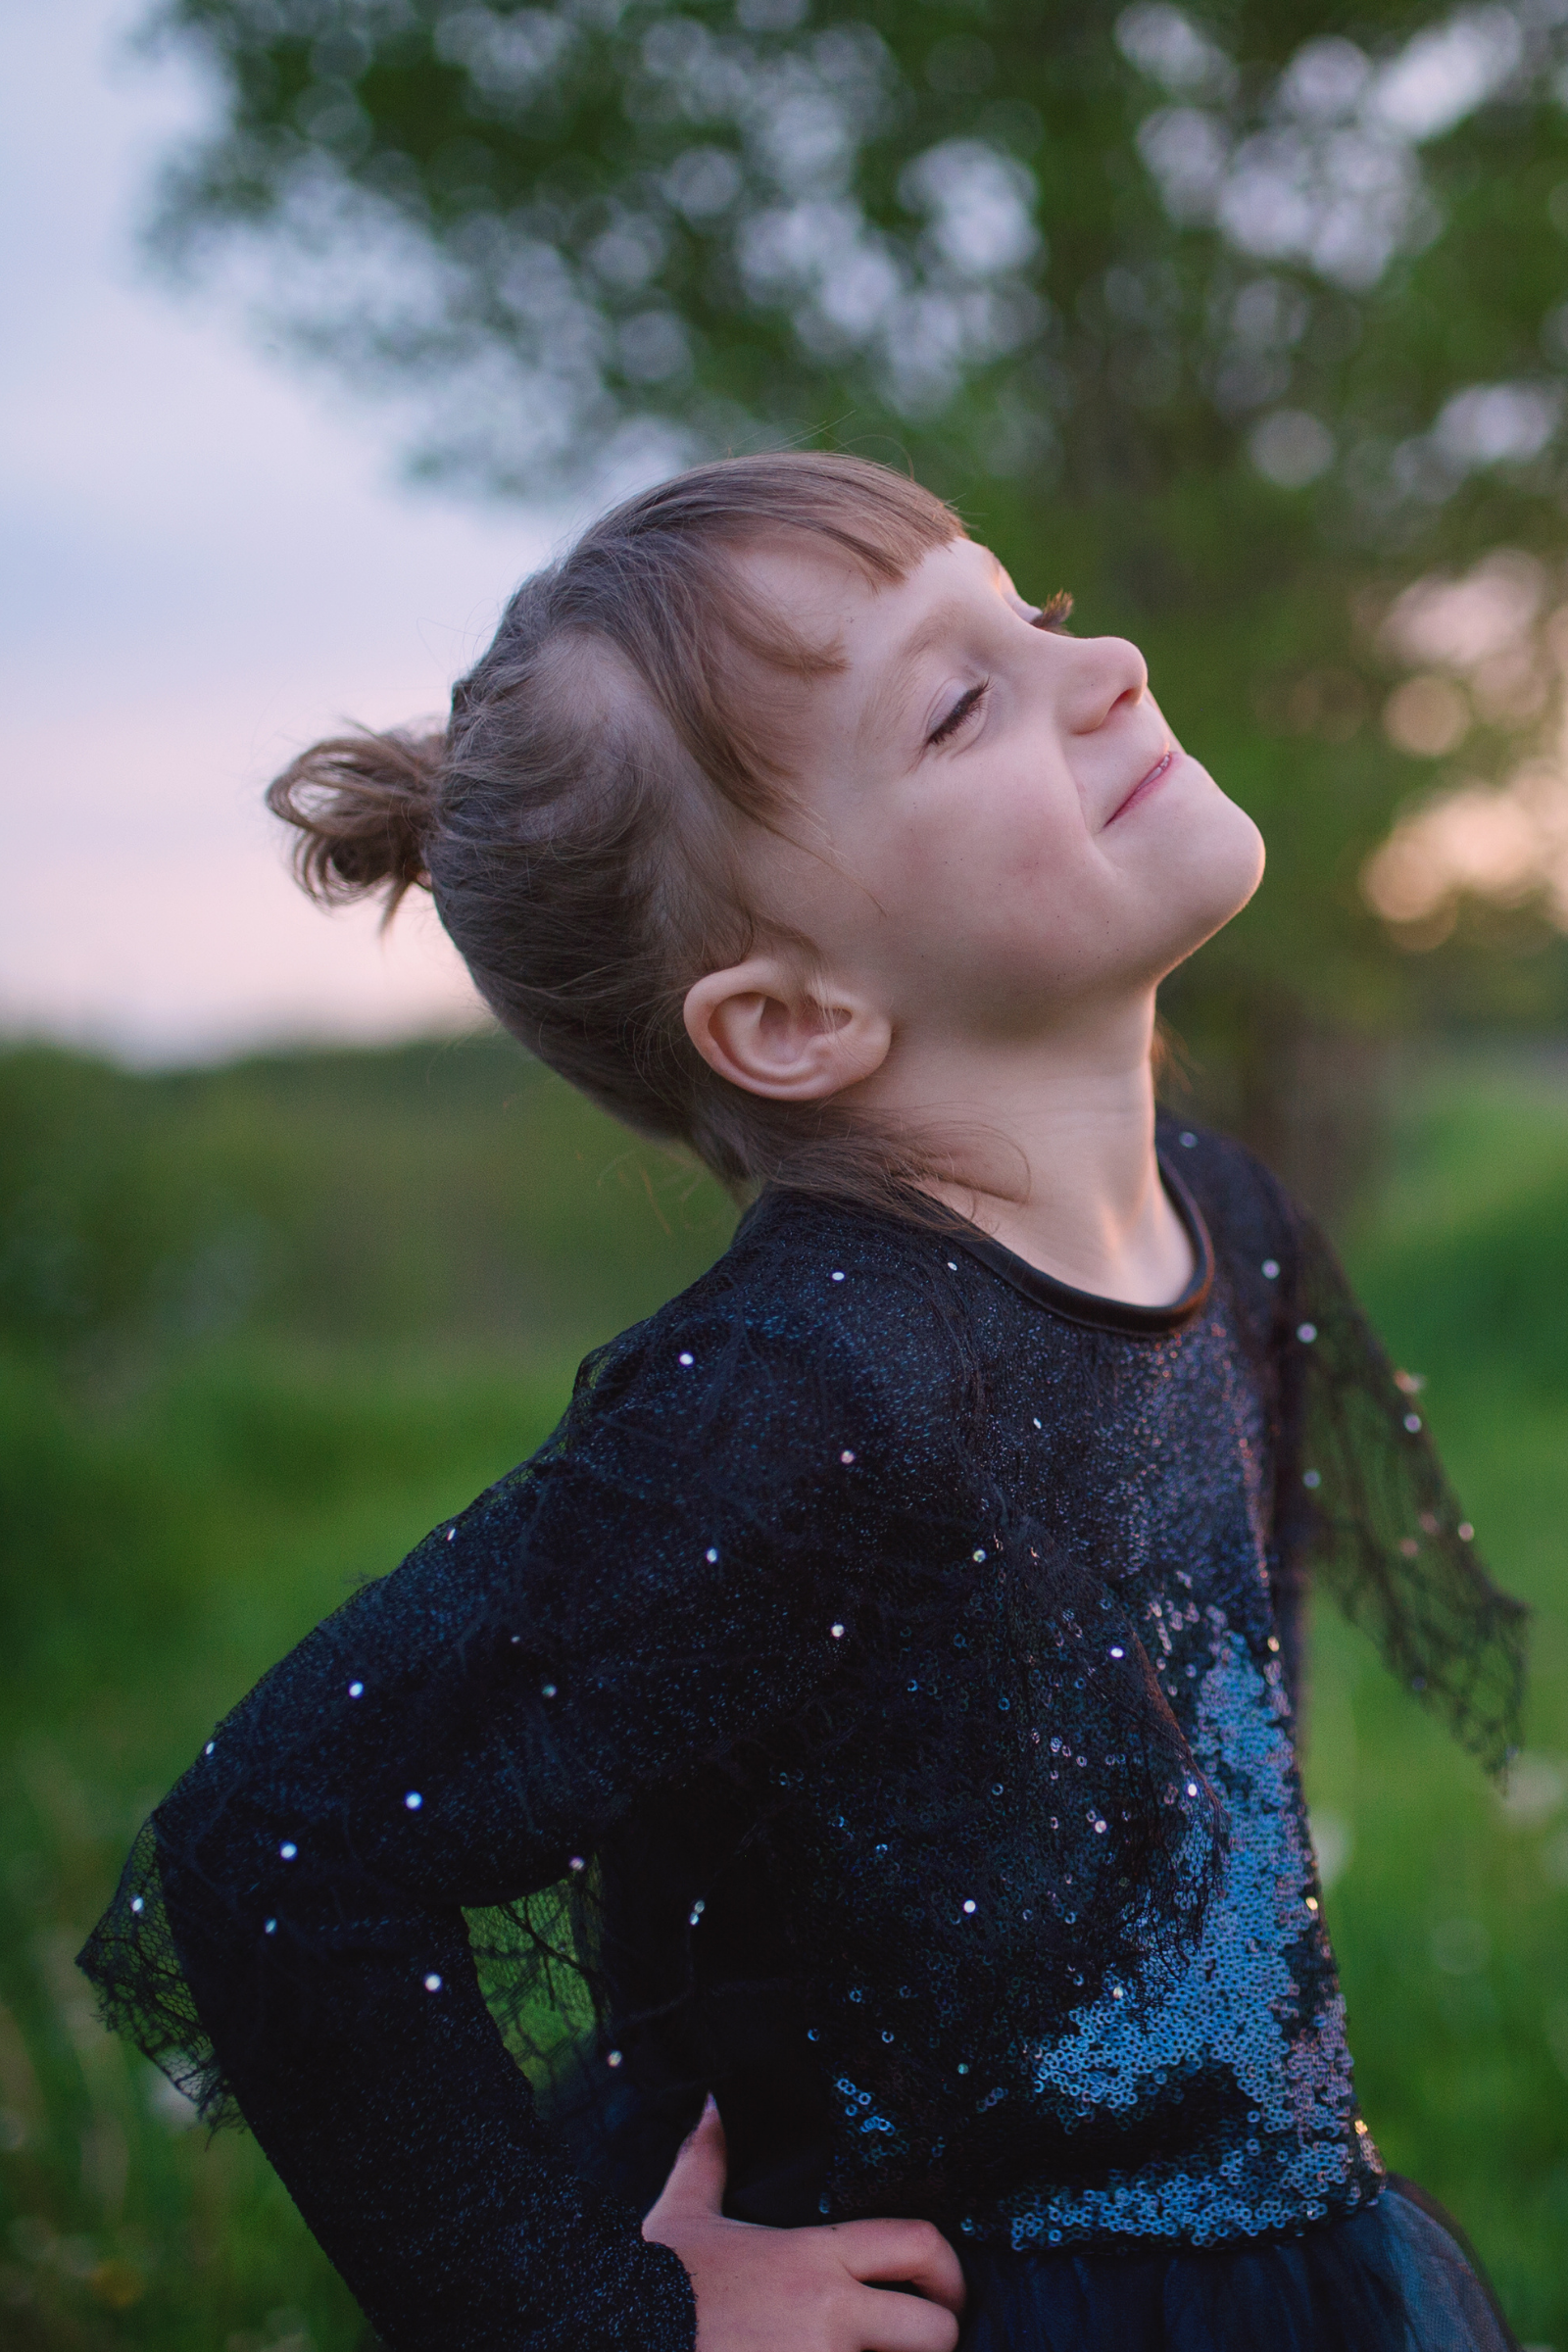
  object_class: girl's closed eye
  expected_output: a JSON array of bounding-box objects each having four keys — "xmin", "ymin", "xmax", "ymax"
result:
[{"xmin": 927, "ymin": 679, "xmax": 989, "ymax": 747}]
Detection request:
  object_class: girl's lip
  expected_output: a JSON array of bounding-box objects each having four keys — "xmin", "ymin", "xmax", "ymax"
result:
[{"xmin": 1106, "ymin": 746, "xmax": 1175, "ymax": 825}]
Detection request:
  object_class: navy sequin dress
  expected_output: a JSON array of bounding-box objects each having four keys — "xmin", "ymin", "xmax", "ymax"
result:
[{"xmin": 79, "ymin": 1122, "xmax": 1527, "ymax": 2350}]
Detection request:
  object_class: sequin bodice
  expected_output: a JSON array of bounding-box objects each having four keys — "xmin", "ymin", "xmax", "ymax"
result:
[
  {"xmin": 994, "ymin": 1649, "xmax": 1367, "ymax": 2250},
  {"xmin": 728, "ymin": 1177, "xmax": 1383, "ymax": 2254},
  {"xmin": 78, "ymin": 1124, "xmax": 1523, "ymax": 2352}
]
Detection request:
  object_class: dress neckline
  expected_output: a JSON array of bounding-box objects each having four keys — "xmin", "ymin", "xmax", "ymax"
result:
[{"xmin": 944, "ymin": 1154, "xmax": 1214, "ymax": 1336}]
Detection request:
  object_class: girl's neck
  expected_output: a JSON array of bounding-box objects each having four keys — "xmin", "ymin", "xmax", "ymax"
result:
[{"xmin": 885, "ymin": 998, "xmax": 1194, "ymax": 1309}]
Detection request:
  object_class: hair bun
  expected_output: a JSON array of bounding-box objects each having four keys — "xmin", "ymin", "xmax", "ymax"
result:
[{"xmin": 267, "ymin": 726, "xmax": 443, "ymax": 916}]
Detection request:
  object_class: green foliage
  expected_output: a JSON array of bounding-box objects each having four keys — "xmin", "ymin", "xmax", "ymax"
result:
[
  {"xmin": 143, "ymin": 0, "xmax": 1568, "ymax": 531},
  {"xmin": 0, "ymin": 1034, "xmax": 735, "ymax": 1368},
  {"xmin": 1350, "ymin": 1068, "xmax": 1568, "ymax": 1411},
  {"xmin": 1, "ymin": 1038, "xmax": 1566, "ymax": 2341}
]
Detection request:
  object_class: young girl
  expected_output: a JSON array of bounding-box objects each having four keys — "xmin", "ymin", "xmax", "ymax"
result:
[{"xmin": 81, "ymin": 454, "xmax": 1528, "ymax": 2350}]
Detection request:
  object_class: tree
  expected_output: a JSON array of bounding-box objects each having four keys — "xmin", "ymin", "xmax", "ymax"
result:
[{"xmin": 142, "ymin": 0, "xmax": 1568, "ymax": 1196}]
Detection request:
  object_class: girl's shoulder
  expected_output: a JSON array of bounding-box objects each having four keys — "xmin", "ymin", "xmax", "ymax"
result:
[
  {"xmin": 612, "ymin": 1182, "xmax": 970, "ymax": 1348},
  {"xmin": 545, "ymin": 1185, "xmax": 981, "ymax": 1486},
  {"xmin": 1154, "ymin": 1115, "xmax": 1306, "ymax": 1369},
  {"xmin": 1157, "ymin": 1113, "xmax": 1299, "ymax": 1276}
]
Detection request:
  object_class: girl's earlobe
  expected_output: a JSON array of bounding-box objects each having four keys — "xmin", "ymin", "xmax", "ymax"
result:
[{"xmin": 684, "ymin": 960, "xmax": 892, "ymax": 1102}]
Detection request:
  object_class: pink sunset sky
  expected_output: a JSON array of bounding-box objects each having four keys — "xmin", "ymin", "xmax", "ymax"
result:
[{"xmin": 4, "ymin": 0, "xmax": 572, "ymax": 1062}]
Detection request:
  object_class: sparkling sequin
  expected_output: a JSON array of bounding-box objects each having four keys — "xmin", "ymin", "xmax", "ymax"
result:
[{"xmin": 1000, "ymin": 1645, "xmax": 1377, "ymax": 2249}]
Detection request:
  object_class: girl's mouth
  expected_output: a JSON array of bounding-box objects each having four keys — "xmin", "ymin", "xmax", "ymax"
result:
[{"xmin": 1107, "ymin": 747, "xmax": 1174, "ymax": 825}]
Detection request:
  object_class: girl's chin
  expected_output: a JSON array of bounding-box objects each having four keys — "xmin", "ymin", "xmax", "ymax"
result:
[
  {"xmin": 1186, "ymin": 843, "xmax": 1266, "ymax": 947},
  {"xmin": 1160, "ymin": 776, "xmax": 1264, "ymax": 886},
  {"xmin": 1140, "ymin": 811, "xmax": 1265, "ymax": 966},
  {"xmin": 1221, "ymin": 805, "xmax": 1268, "ymax": 904}
]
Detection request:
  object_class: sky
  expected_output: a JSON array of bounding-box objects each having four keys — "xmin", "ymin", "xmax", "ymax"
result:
[{"xmin": 3, "ymin": 0, "xmax": 565, "ymax": 1063}]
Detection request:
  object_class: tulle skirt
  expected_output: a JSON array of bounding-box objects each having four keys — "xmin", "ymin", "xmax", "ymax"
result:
[{"xmin": 957, "ymin": 2180, "xmax": 1518, "ymax": 2352}]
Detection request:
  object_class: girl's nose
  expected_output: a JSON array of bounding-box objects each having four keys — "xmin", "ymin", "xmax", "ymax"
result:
[{"xmin": 1058, "ymin": 635, "xmax": 1149, "ymax": 738}]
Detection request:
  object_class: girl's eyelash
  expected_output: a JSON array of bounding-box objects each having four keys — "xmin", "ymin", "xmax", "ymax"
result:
[{"xmin": 928, "ymin": 680, "xmax": 989, "ymax": 746}]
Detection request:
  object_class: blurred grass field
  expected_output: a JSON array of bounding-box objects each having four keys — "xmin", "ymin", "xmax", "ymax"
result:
[{"xmin": 0, "ymin": 1034, "xmax": 1565, "ymax": 2347}]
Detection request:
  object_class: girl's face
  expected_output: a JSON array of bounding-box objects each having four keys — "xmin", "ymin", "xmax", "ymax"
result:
[{"xmin": 737, "ymin": 533, "xmax": 1263, "ymax": 1043}]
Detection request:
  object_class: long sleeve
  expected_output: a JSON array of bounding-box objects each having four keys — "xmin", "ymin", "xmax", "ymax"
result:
[
  {"xmin": 1278, "ymin": 1199, "xmax": 1528, "ymax": 1775},
  {"xmin": 79, "ymin": 1272, "xmax": 963, "ymax": 2350},
  {"xmin": 1171, "ymin": 1116, "xmax": 1529, "ymax": 1775}
]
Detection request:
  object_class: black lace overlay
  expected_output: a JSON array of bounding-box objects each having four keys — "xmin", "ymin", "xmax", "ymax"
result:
[
  {"xmin": 77, "ymin": 1124, "xmax": 1525, "ymax": 2348},
  {"xmin": 1274, "ymin": 1202, "xmax": 1527, "ymax": 1776}
]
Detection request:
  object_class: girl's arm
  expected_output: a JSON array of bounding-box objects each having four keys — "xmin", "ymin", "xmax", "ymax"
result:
[{"xmin": 81, "ymin": 1295, "xmax": 949, "ymax": 2351}]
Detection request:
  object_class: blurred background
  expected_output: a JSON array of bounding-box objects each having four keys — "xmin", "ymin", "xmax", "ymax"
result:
[{"xmin": 5, "ymin": 0, "xmax": 1568, "ymax": 2342}]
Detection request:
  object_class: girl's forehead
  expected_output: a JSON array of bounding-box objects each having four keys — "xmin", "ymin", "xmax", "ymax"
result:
[{"xmin": 736, "ymin": 530, "xmax": 1003, "ymax": 663}]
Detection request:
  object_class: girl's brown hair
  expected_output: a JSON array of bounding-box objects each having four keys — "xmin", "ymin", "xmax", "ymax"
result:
[{"xmin": 268, "ymin": 452, "xmax": 964, "ymax": 1196}]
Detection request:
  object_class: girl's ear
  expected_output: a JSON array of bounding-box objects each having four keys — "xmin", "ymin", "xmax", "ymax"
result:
[{"xmin": 683, "ymin": 957, "xmax": 892, "ymax": 1102}]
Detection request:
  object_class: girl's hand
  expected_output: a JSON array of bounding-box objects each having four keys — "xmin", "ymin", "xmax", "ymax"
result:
[{"xmin": 643, "ymin": 2095, "xmax": 965, "ymax": 2352}]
